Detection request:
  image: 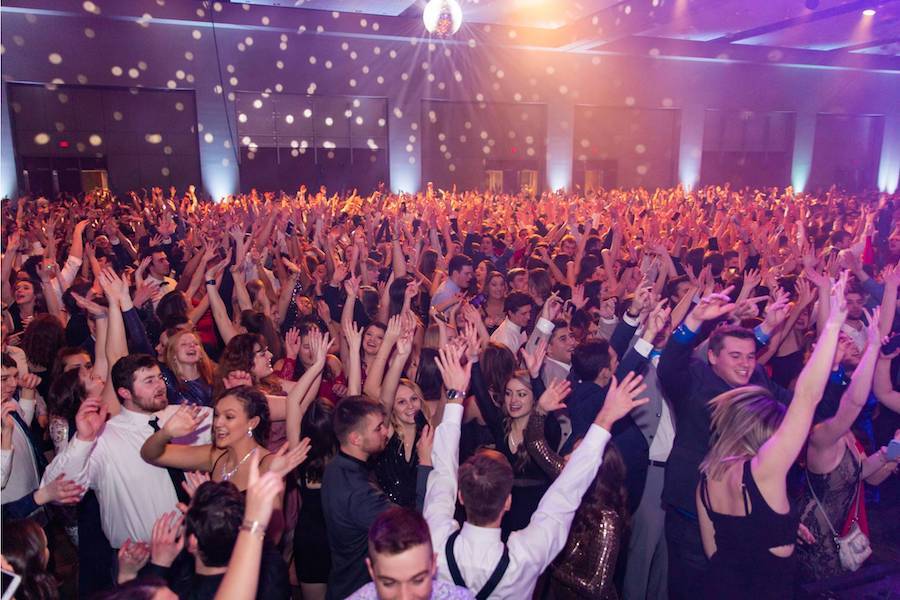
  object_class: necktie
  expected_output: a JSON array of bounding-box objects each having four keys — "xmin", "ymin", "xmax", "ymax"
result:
[{"xmin": 148, "ymin": 417, "xmax": 191, "ymax": 505}]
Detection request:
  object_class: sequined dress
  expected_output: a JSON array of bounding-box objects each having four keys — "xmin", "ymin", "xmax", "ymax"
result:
[
  {"xmin": 525, "ymin": 412, "xmax": 622, "ymax": 599},
  {"xmin": 373, "ymin": 424, "xmax": 423, "ymax": 508}
]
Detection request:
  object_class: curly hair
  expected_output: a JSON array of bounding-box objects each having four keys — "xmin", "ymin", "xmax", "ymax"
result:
[
  {"xmin": 213, "ymin": 333, "xmax": 277, "ymax": 396},
  {"xmin": 21, "ymin": 314, "xmax": 66, "ymax": 371}
]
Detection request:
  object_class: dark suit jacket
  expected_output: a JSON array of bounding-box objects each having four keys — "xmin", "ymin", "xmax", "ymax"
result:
[
  {"xmin": 657, "ymin": 329, "xmax": 848, "ymax": 515},
  {"xmin": 560, "ymin": 347, "xmax": 649, "ymax": 514},
  {"xmin": 322, "ymin": 451, "xmax": 395, "ymax": 600}
]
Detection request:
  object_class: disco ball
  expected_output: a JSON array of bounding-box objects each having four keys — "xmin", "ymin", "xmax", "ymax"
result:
[{"xmin": 423, "ymin": 0, "xmax": 463, "ymax": 37}]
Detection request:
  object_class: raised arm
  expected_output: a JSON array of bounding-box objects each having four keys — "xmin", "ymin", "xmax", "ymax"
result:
[
  {"xmin": 285, "ymin": 329, "xmax": 329, "ymax": 448},
  {"xmin": 140, "ymin": 404, "xmax": 213, "ymax": 471},
  {"xmin": 809, "ymin": 308, "xmax": 881, "ymax": 456},
  {"xmin": 379, "ymin": 322, "xmax": 414, "ymax": 416},
  {"xmin": 753, "ymin": 272, "xmax": 848, "ymax": 481},
  {"xmin": 362, "ymin": 315, "xmax": 402, "ymax": 401}
]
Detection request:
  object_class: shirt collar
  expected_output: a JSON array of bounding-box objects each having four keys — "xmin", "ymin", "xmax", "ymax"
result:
[
  {"xmin": 118, "ymin": 406, "xmax": 161, "ymax": 428},
  {"xmin": 503, "ymin": 319, "xmax": 522, "ymax": 334},
  {"xmin": 546, "ymin": 357, "xmax": 571, "ymax": 371},
  {"xmin": 459, "ymin": 522, "xmax": 503, "ymax": 543},
  {"xmin": 338, "ymin": 449, "xmax": 370, "ymax": 469}
]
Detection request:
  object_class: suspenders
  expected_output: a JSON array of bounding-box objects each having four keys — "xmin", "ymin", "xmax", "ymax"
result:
[{"xmin": 444, "ymin": 529, "xmax": 511, "ymax": 600}]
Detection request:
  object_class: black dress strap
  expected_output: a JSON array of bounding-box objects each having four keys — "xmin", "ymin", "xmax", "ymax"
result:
[
  {"xmin": 700, "ymin": 475, "xmax": 714, "ymax": 514},
  {"xmin": 444, "ymin": 529, "xmax": 511, "ymax": 600}
]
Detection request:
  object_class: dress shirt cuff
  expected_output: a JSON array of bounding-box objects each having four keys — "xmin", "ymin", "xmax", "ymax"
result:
[
  {"xmin": 633, "ymin": 338, "xmax": 654, "ymax": 358},
  {"xmin": 753, "ymin": 325, "xmax": 771, "ymax": 346},
  {"xmin": 673, "ymin": 323, "xmax": 697, "ymax": 344},
  {"xmin": 65, "ymin": 435, "xmax": 97, "ymax": 458},
  {"xmin": 583, "ymin": 423, "xmax": 613, "ymax": 448},
  {"xmin": 64, "ymin": 254, "xmax": 83, "ymax": 269},
  {"xmin": 601, "ymin": 317, "xmax": 618, "ymax": 325},
  {"xmin": 623, "ymin": 313, "xmax": 641, "ymax": 327},
  {"xmin": 535, "ymin": 317, "xmax": 554, "ymax": 335},
  {"xmin": 442, "ymin": 403, "xmax": 464, "ymax": 425}
]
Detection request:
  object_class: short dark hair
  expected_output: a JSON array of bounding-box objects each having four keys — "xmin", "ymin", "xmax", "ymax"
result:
[
  {"xmin": 333, "ymin": 396, "xmax": 385, "ymax": 444},
  {"xmin": 111, "ymin": 354, "xmax": 159, "ymax": 399},
  {"xmin": 572, "ymin": 340, "xmax": 612, "ymax": 382},
  {"xmin": 506, "ymin": 268, "xmax": 527, "ymax": 286},
  {"xmin": 447, "ymin": 255, "xmax": 472, "ymax": 276},
  {"xmin": 368, "ymin": 507, "xmax": 432, "ymax": 562},
  {"xmin": 570, "ymin": 308, "xmax": 593, "ymax": 333},
  {"xmin": 214, "ymin": 386, "xmax": 271, "ymax": 446},
  {"xmin": 1, "ymin": 352, "xmax": 16, "ymax": 370},
  {"xmin": 708, "ymin": 326, "xmax": 757, "ymax": 355},
  {"xmin": 185, "ymin": 481, "xmax": 244, "ymax": 567},
  {"xmin": 458, "ymin": 450, "xmax": 513, "ymax": 526},
  {"xmin": 503, "ymin": 291, "xmax": 532, "ymax": 315}
]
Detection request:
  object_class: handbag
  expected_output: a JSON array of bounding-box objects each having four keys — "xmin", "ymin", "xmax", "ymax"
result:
[{"xmin": 806, "ymin": 470, "xmax": 871, "ymax": 572}]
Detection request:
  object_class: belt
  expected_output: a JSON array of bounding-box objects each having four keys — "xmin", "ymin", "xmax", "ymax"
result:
[{"xmin": 648, "ymin": 460, "xmax": 667, "ymax": 468}]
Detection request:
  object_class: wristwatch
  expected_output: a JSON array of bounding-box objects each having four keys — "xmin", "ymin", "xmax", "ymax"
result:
[{"xmin": 446, "ymin": 389, "xmax": 464, "ymax": 401}]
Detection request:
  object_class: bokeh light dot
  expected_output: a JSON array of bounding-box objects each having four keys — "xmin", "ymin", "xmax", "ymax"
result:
[{"xmin": 34, "ymin": 133, "xmax": 50, "ymax": 145}]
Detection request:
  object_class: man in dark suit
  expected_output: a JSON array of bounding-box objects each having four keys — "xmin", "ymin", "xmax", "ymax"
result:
[
  {"xmin": 322, "ymin": 396, "xmax": 394, "ymax": 600},
  {"xmin": 656, "ymin": 290, "xmax": 848, "ymax": 600}
]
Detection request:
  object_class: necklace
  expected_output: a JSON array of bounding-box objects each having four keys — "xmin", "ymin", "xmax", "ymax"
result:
[{"xmin": 220, "ymin": 447, "xmax": 257, "ymax": 481}]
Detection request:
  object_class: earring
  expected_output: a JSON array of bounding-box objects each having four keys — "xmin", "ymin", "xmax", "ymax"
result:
[{"xmin": 247, "ymin": 427, "xmax": 253, "ymax": 437}]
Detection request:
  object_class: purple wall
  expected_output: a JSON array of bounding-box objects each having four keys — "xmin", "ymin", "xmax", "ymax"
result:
[{"xmin": 1, "ymin": 0, "xmax": 898, "ymax": 198}]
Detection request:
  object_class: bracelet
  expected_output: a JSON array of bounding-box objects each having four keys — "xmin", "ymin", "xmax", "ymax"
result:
[
  {"xmin": 205, "ymin": 279, "xmax": 216, "ymax": 286},
  {"xmin": 93, "ymin": 314, "xmax": 108, "ymax": 320},
  {"xmin": 239, "ymin": 520, "xmax": 266, "ymax": 539}
]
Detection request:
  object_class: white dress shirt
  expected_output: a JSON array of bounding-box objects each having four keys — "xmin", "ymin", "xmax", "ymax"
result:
[
  {"xmin": 490, "ymin": 317, "xmax": 554, "ymax": 355},
  {"xmin": 0, "ymin": 402, "xmax": 40, "ymax": 502},
  {"xmin": 633, "ymin": 338, "xmax": 675, "ymax": 462},
  {"xmin": 41, "ymin": 405, "xmax": 211, "ymax": 548},
  {"xmin": 424, "ymin": 403, "xmax": 611, "ymax": 599}
]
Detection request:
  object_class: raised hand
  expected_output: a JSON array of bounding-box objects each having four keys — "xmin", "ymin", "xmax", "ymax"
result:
[
  {"xmin": 385, "ymin": 314, "xmax": 403, "ymax": 345},
  {"xmin": 70, "ymin": 292, "xmax": 108, "ymax": 318},
  {"xmin": 343, "ymin": 274, "xmax": 361, "ymax": 298},
  {"xmin": 75, "ymin": 398, "xmax": 108, "ymax": 442},
  {"xmin": 643, "ymin": 299, "xmax": 671, "ymax": 341},
  {"xmin": 571, "ymin": 284, "xmax": 587, "ymax": 310},
  {"xmin": 687, "ymin": 286, "xmax": 736, "ymax": 326},
  {"xmin": 595, "ymin": 372, "xmax": 648, "ymax": 430},
  {"xmin": 284, "ymin": 327, "xmax": 301, "ymax": 360},
  {"xmin": 34, "ymin": 473, "xmax": 85, "ymax": 505},
  {"xmin": 435, "ymin": 344, "xmax": 471, "ymax": 395},
  {"xmin": 150, "ymin": 511, "xmax": 184, "ymax": 568},
  {"xmin": 415, "ymin": 424, "xmax": 435, "ymax": 467},
  {"xmin": 863, "ymin": 307, "xmax": 882, "ymax": 347},
  {"xmin": 17, "ymin": 372, "xmax": 41, "ymax": 392},
  {"xmin": 117, "ymin": 539, "xmax": 151, "ymax": 584},
  {"xmin": 98, "ymin": 267, "xmax": 130, "ymax": 306},
  {"xmin": 761, "ymin": 289, "xmax": 792, "ymax": 333},
  {"xmin": 882, "ymin": 260, "xmax": 900, "ymax": 288},
  {"xmin": 181, "ymin": 470, "xmax": 211, "ymax": 499},
  {"xmin": 223, "ymin": 370, "xmax": 254, "ymax": 390},
  {"xmin": 162, "ymin": 404, "xmax": 204, "ymax": 438},
  {"xmin": 541, "ymin": 293, "xmax": 563, "ymax": 321},
  {"xmin": 629, "ymin": 285, "xmax": 652, "ymax": 316},
  {"xmin": 342, "ymin": 320, "xmax": 363, "ymax": 354},
  {"xmin": 520, "ymin": 338, "xmax": 548, "ymax": 379},
  {"xmin": 538, "ymin": 379, "xmax": 571, "ymax": 414},
  {"xmin": 827, "ymin": 270, "xmax": 849, "ymax": 326},
  {"xmin": 267, "ymin": 438, "xmax": 312, "ymax": 478}
]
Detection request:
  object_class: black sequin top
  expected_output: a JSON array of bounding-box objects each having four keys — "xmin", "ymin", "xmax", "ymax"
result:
[{"xmin": 373, "ymin": 425, "xmax": 423, "ymax": 508}]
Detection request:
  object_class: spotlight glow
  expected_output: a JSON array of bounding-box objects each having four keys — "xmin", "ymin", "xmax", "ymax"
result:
[
  {"xmin": 423, "ymin": 0, "xmax": 463, "ymax": 36},
  {"xmin": 862, "ymin": 8, "xmax": 876, "ymax": 16}
]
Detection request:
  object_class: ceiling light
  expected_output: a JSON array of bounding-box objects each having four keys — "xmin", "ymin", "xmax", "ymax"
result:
[
  {"xmin": 862, "ymin": 8, "xmax": 876, "ymax": 16},
  {"xmin": 423, "ymin": 0, "xmax": 463, "ymax": 37}
]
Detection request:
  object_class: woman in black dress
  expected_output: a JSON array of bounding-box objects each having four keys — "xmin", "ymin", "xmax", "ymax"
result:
[{"xmin": 695, "ymin": 281, "xmax": 845, "ymax": 599}]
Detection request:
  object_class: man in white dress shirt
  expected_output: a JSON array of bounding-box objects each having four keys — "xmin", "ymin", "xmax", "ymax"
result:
[
  {"xmin": 424, "ymin": 345, "xmax": 648, "ymax": 599},
  {"xmin": 490, "ymin": 292, "xmax": 557, "ymax": 357},
  {"xmin": 42, "ymin": 354, "xmax": 211, "ymax": 549}
]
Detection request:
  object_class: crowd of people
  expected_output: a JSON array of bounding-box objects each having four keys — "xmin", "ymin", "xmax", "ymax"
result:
[{"xmin": 0, "ymin": 181, "xmax": 898, "ymax": 600}]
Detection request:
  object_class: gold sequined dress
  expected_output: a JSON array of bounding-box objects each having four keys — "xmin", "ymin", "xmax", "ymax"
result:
[{"xmin": 525, "ymin": 412, "xmax": 623, "ymax": 600}]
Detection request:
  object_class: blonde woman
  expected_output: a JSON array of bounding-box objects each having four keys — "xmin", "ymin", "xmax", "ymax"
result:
[
  {"xmin": 696, "ymin": 274, "xmax": 848, "ymax": 599},
  {"xmin": 368, "ymin": 323, "xmax": 433, "ymax": 507}
]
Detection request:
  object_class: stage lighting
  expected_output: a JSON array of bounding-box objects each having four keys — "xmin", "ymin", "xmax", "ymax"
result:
[
  {"xmin": 862, "ymin": 8, "xmax": 876, "ymax": 16},
  {"xmin": 423, "ymin": 0, "xmax": 463, "ymax": 37}
]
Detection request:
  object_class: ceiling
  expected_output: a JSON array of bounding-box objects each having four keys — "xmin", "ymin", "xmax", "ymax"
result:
[{"xmin": 231, "ymin": 0, "xmax": 900, "ymax": 63}]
